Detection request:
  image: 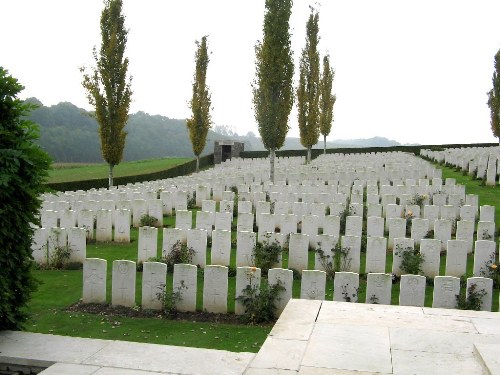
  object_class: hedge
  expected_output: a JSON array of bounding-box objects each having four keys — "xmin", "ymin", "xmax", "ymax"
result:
[{"xmin": 45, "ymin": 153, "xmax": 214, "ymax": 192}]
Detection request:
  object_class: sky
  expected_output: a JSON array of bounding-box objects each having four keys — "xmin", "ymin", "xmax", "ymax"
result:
[{"xmin": 3, "ymin": 0, "xmax": 500, "ymax": 145}]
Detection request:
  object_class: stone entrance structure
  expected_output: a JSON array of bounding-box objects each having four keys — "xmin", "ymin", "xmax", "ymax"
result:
[{"xmin": 214, "ymin": 140, "xmax": 244, "ymax": 164}]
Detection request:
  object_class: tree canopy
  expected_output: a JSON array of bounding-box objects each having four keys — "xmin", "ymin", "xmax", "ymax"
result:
[
  {"xmin": 81, "ymin": 0, "xmax": 132, "ymax": 186},
  {"xmin": 252, "ymin": 0, "xmax": 294, "ymax": 182},
  {"xmin": 319, "ymin": 54, "xmax": 336, "ymax": 154},
  {"xmin": 0, "ymin": 67, "xmax": 50, "ymax": 330},
  {"xmin": 487, "ymin": 48, "xmax": 500, "ymax": 143}
]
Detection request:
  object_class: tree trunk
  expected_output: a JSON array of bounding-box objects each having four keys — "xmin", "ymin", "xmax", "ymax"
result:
[
  {"xmin": 269, "ymin": 147, "xmax": 275, "ymax": 183},
  {"xmin": 196, "ymin": 155, "xmax": 200, "ymax": 173},
  {"xmin": 306, "ymin": 146, "xmax": 312, "ymax": 164},
  {"xmin": 323, "ymin": 134, "xmax": 327, "ymax": 155},
  {"xmin": 108, "ymin": 164, "xmax": 114, "ymax": 188}
]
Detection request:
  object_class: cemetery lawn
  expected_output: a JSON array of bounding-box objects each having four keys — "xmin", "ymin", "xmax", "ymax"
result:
[{"xmin": 48, "ymin": 158, "xmax": 190, "ymax": 184}]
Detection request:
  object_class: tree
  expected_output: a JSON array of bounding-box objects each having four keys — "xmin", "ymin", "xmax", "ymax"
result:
[
  {"xmin": 187, "ymin": 36, "xmax": 212, "ymax": 173},
  {"xmin": 319, "ymin": 54, "xmax": 336, "ymax": 154},
  {"xmin": 81, "ymin": 0, "xmax": 132, "ymax": 187},
  {"xmin": 252, "ymin": 0, "xmax": 294, "ymax": 183},
  {"xmin": 0, "ymin": 67, "xmax": 51, "ymax": 330},
  {"xmin": 487, "ymin": 48, "xmax": 500, "ymax": 143},
  {"xmin": 297, "ymin": 8, "xmax": 320, "ymax": 164}
]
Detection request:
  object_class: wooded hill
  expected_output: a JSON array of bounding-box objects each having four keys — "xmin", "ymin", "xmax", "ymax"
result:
[{"xmin": 26, "ymin": 98, "xmax": 403, "ymax": 163}]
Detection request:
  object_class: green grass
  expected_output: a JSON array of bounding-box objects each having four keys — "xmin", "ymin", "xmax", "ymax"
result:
[
  {"xmin": 27, "ymin": 163, "xmax": 500, "ymax": 351},
  {"xmin": 47, "ymin": 157, "xmax": 190, "ymax": 184}
]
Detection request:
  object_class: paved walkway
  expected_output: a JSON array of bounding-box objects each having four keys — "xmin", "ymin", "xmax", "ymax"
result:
[{"xmin": 1, "ymin": 300, "xmax": 499, "ymax": 374}]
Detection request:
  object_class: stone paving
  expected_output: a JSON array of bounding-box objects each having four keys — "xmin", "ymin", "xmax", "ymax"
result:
[{"xmin": 1, "ymin": 300, "xmax": 499, "ymax": 374}]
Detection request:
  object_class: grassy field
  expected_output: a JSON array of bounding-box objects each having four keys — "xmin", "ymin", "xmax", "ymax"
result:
[
  {"xmin": 27, "ymin": 161, "xmax": 499, "ymax": 352},
  {"xmin": 48, "ymin": 158, "xmax": 190, "ymax": 184}
]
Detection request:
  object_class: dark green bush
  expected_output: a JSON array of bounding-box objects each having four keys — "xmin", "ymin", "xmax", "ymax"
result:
[{"xmin": 0, "ymin": 67, "xmax": 51, "ymax": 329}]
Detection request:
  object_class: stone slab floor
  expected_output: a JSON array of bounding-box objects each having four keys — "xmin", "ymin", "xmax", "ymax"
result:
[{"xmin": 1, "ymin": 300, "xmax": 499, "ymax": 374}]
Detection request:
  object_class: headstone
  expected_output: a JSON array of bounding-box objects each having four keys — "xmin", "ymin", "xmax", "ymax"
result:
[
  {"xmin": 47, "ymin": 227, "xmax": 67, "ymax": 262},
  {"xmin": 423, "ymin": 205, "xmax": 439, "ymax": 231},
  {"xmin": 159, "ymin": 191, "xmax": 173, "ymax": 216},
  {"xmin": 387, "ymin": 217, "xmax": 406, "ymax": 250},
  {"xmin": 195, "ymin": 210, "xmax": 214, "ymax": 237},
  {"xmin": 215, "ymin": 211, "xmax": 232, "ymax": 231},
  {"xmin": 41, "ymin": 210, "xmax": 58, "ymax": 229},
  {"xmin": 59, "ymin": 209, "xmax": 76, "ymax": 229},
  {"xmin": 82, "ymin": 258, "xmax": 107, "ymax": 304},
  {"xmin": 433, "ymin": 219, "xmax": 452, "ymax": 251},
  {"xmin": 77, "ymin": 209, "xmax": 94, "ymax": 241},
  {"xmin": 477, "ymin": 221, "xmax": 495, "ymax": 241},
  {"xmin": 420, "ymin": 238, "xmax": 441, "ymax": 278},
  {"xmin": 112, "ymin": 260, "xmax": 136, "ymax": 307},
  {"xmin": 300, "ymin": 270, "xmax": 326, "ymax": 300},
  {"xmin": 473, "ymin": 240, "xmax": 496, "ymax": 277},
  {"xmin": 432, "ymin": 276, "xmax": 460, "ymax": 309},
  {"xmin": 114, "ymin": 209, "xmax": 131, "ymax": 243},
  {"xmin": 132, "ymin": 199, "xmax": 148, "ymax": 227},
  {"xmin": 459, "ymin": 205, "xmax": 476, "ymax": 222},
  {"xmin": 410, "ymin": 218, "xmax": 430, "ymax": 245},
  {"xmin": 235, "ymin": 266, "xmax": 261, "ymax": 315},
  {"xmin": 456, "ymin": 220, "xmax": 474, "ymax": 254},
  {"xmin": 399, "ymin": 274, "xmax": 426, "ymax": 307},
  {"xmin": 392, "ymin": 237, "xmax": 414, "ymax": 276},
  {"xmin": 323, "ymin": 215, "xmax": 341, "ymax": 237},
  {"xmin": 95, "ymin": 209, "xmax": 112, "ymax": 242},
  {"xmin": 345, "ymin": 215, "xmax": 362, "ymax": 237},
  {"xmin": 238, "ymin": 200, "xmax": 253, "ymax": 214},
  {"xmin": 365, "ymin": 273, "xmax": 392, "ymax": 305},
  {"xmin": 175, "ymin": 191, "xmax": 188, "ymax": 211},
  {"xmin": 202, "ymin": 199, "xmax": 217, "ymax": 213},
  {"xmin": 302, "ymin": 215, "xmax": 319, "ymax": 248},
  {"xmin": 175, "ymin": 210, "xmax": 192, "ymax": 231},
  {"xmin": 67, "ymin": 227, "xmax": 86, "ymax": 263},
  {"xmin": 173, "ymin": 263, "xmax": 197, "ymax": 312},
  {"xmin": 367, "ymin": 216, "xmax": 384, "ymax": 238},
  {"xmin": 466, "ymin": 277, "xmax": 493, "ymax": 312},
  {"xmin": 138, "ymin": 226, "xmax": 158, "ymax": 263},
  {"xmin": 203, "ymin": 265, "xmax": 228, "ymax": 313},
  {"xmin": 480, "ymin": 205, "xmax": 495, "ymax": 222},
  {"xmin": 142, "ymin": 262, "xmax": 167, "ymax": 310},
  {"xmin": 314, "ymin": 234, "xmax": 338, "ymax": 271},
  {"xmin": 187, "ymin": 229, "xmax": 207, "ymax": 267},
  {"xmin": 440, "ymin": 205, "xmax": 457, "ymax": 222},
  {"xmin": 220, "ymin": 199, "xmax": 234, "ymax": 216},
  {"xmin": 147, "ymin": 199, "xmax": 164, "ymax": 228},
  {"xmin": 236, "ymin": 231, "xmax": 256, "ymax": 267},
  {"xmin": 365, "ymin": 237, "xmax": 387, "ymax": 273},
  {"xmin": 280, "ymin": 214, "xmax": 298, "ymax": 236},
  {"xmin": 288, "ymin": 233, "xmax": 310, "ymax": 272},
  {"xmin": 257, "ymin": 213, "xmax": 275, "ymax": 237},
  {"xmin": 31, "ymin": 227, "xmax": 48, "ymax": 264},
  {"xmin": 367, "ymin": 204, "xmax": 382, "ymax": 218},
  {"xmin": 445, "ymin": 240, "xmax": 467, "ymax": 277},
  {"xmin": 237, "ymin": 212, "xmax": 254, "ymax": 232},
  {"xmin": 268, "ymin": 268, "xmax": 293, "ymax": 315},
  {"xmin": 341, "ymin": 235, "xmax": 361, "ymax": 273},
  {"xmin": 333, "ymin": 271, "xmax": 359, "ymax": 302},
  {"xmin": 162, "ymin": 228, "xmax": 184, "ymax": 257},
  {"xmin": 211, "ymin": 229, "xmax": 231, "ymax": 266}
]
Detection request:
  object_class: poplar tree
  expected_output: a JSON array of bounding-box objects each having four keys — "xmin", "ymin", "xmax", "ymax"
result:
[
  {"xmin": 187, "ymin": 36, "xmax": 211, "ymax": 173},
  {"xmin": 297, "ymin": 8, "xmax": 320, "ymax": 164},
  {"xmin": 81, "ymin": 0, "xmax": 132, "ymax": 187},
  {"xmin": 253, "ymin": 0, "xmax": 294, "ymax": 183},
  {"xmin": 487, "ymin": 48, "xmax": 500, "ymax": 143},
  {"xmin": 319, "ymin": 54, "xmax": 336, "ymax": 154}
]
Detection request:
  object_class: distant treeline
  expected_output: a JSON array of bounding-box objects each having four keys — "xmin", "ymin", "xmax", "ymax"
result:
[{"xmin": 25, "ymin": 98, "xmax": 404, "ymax": 163}]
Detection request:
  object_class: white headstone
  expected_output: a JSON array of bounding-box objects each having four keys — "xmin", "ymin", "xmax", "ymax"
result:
[
  {"xmin": 173, "ymin": 263, "xmax": 197, "ymax": 312},
  {"xmin": 114, "ymin": 209, "xmax": 131, "ymax": 243},
  {"xmin": 466, "ymin": 277, "xmax": 493, "ymax": 311},
  {"xmin": 268, "ymin": 268, "xmax": 293, "ymax": 315},
  {"xmin": 367, "ymin": 216, "xmax": 384, "ymax": 238},
  {"xmin": 82, "ymin": 258, "xmax": 107, "ymax": 304},
  {"xmin": 456, "ymin": 220, "xmax": 474, "ymax": 254},
  {"xmin": 432, "ymin": 276, "xmax": 460, "ymax": 309},
  {"xmin": 323, "ymin": 215, "xmax": 341, "ymax": 237},
  {"xmin": 235, "ymin": 266, "xmax": 261, "ymax": 315},
  {"xmin": 392, "ymin": 237, "xmax": 415, "ymax": 276},
  {"xmin": 423, "ymin": 205, "xmax": 439, "ymax": 231},
  {"xmin": 215, "ymin": 211, "xmax": 232, "ymax": 231},
  {"xmin": 142, "ymin": 261, "xmax": 167, "ymax": 310},
  {"xmin": 211, "ymin": 229, "xmax": 231, "ymax": 266},
  {"xmin": 333, "ymin": 271, "xmax": 359, "ymax": 302},
  {"xmin": 288, "ymin": 233, "xmax": 310, "ymax": 272},
  {"xmin": 132, "ymin": 199, "xmax": 148, "ymax": 227},
  {"xmin": 365, "ymin": 273, "xmax": 392, "ymax": 305},
  {"xmin": 67, "ymin": 227, "xmax": 86, "ymax": 263},
  {"xmin": 147, "ymin": 199, "xmax": 164, "ymax": 228},
  {"xmin": 195, "ymin": 210, "xmax": 214, "ymax": 237},
  {"xmin": 387, "ymin": 217, "xmax": 406, "ymax": 250},
  {"xmin": 399, "ymin": 274, "xmax": 426, "ymax": 307},
  {"xmin": 365, "ymin": 237, "xmax": 387, "ymax": 274},
  {"xmin": 59, "ymin": 209, "xmax": 76, "ymax": 229},
  {"xmin": 137, "ymin": 226, "xmax": 158, "ymax": 263},
  {"xmin": 341, "ymin": 235, "xmax": 361, "ymax": 273},
  {"xmin": 477, "ymin": 221, "xmax": 495, "ymax": 241},
  {"xmin": 302, "ymin": 215, "xmax": 319, "ymax": 248},
  {"xmin": 236, "ymin": 231, "xmax": 256, "ymax": 267},
  {"xmin": 77, "ymin": 209, "xmax": 94, "ymax": 241},
  {"xmin": 175, "ymin": 210, "xmax": 192, "ymax": 231},
  {"xmin": 187, "ymin": 229, "xmax": 207, "ymax": 267},
  {"xmin": 203, "ymin": 265, "xmax": 228, "ymax": 313},
  {"xmin": 314, "ymin": 234, "xmax": 338, "ymax": 271},
  {"xmin": 112, "ymin": 260, "xmax": 136, "ymax": 307},
  {"xmin": 479, "ymin": 205, "xmax": 495, "ymax": 222},
  {"xmin": 300, "ymin": 270, "xmax": 326, "ymax": 300},
  {"xmin": 445, "ymin": 240, "xmax": 467, "ymax": 278},
  {"xmin": 433, "ymin": 219, "xmax": 452, "ymax": 251},
  {"xmin": 31, "ymin": 227, "xmax": 48, "ymax": 264},
  {"xmin": 162, "ymin": 228, "xmax": 185, "ymax": 257},
  {"xmin": 473, "ymin": 240, "xmax": 496, "ymax": 276},
  {"xmin": 237, "ymin": 213, "xmax": 254, "ymax": 232},
  {"xmin": 420, "ymin": 238, "xmax": 441, "ymax": 278},
  {"xmin": 95, "ymin": 209, "xmax": 112, "ymax": 242}
]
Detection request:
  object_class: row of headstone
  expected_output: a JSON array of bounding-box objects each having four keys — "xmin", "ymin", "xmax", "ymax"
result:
[
  {"xmin": 31, "ymin": 227, "xmax": 86, "ymax": 264},
  {"xmin": 82, "ymin": 259, "xmax": 496, "ymax": 313}
]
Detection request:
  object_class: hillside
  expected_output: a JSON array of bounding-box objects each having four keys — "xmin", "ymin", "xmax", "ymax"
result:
[{"xmin": 26, "ymin": 99, "xmax": 404, "ymax": 162}]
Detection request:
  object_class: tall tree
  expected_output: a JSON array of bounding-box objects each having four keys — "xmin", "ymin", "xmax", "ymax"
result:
[
  {"xmin": 253, "ymin": 0, "xmax": 294, "ymax": 183},
  {"xmin": 297, "ymin": 8, "xmax": 320, "ymax": 164},
  {"xmin": 0, "ymin": 67, "xmax": 50, "ymax": 329},
  {"xmin": 81, "ymin": 0, "xmax": 132, "ymax": 187},
  {"xmin": 319, "ymin": 54, "xmax": 336, "ymax": 154},
  {"xmin": 487, "ymin": 48, "xmax": 500, "ymax": 143},
  {"xmin": 187, "ymin": 36, "xmax": 212, "ymax": 173}
]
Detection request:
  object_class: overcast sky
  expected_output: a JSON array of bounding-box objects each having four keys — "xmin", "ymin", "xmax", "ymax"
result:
[{"xmin": 3, "ymin": 0, "xmax": 500, "ymax": 145}]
